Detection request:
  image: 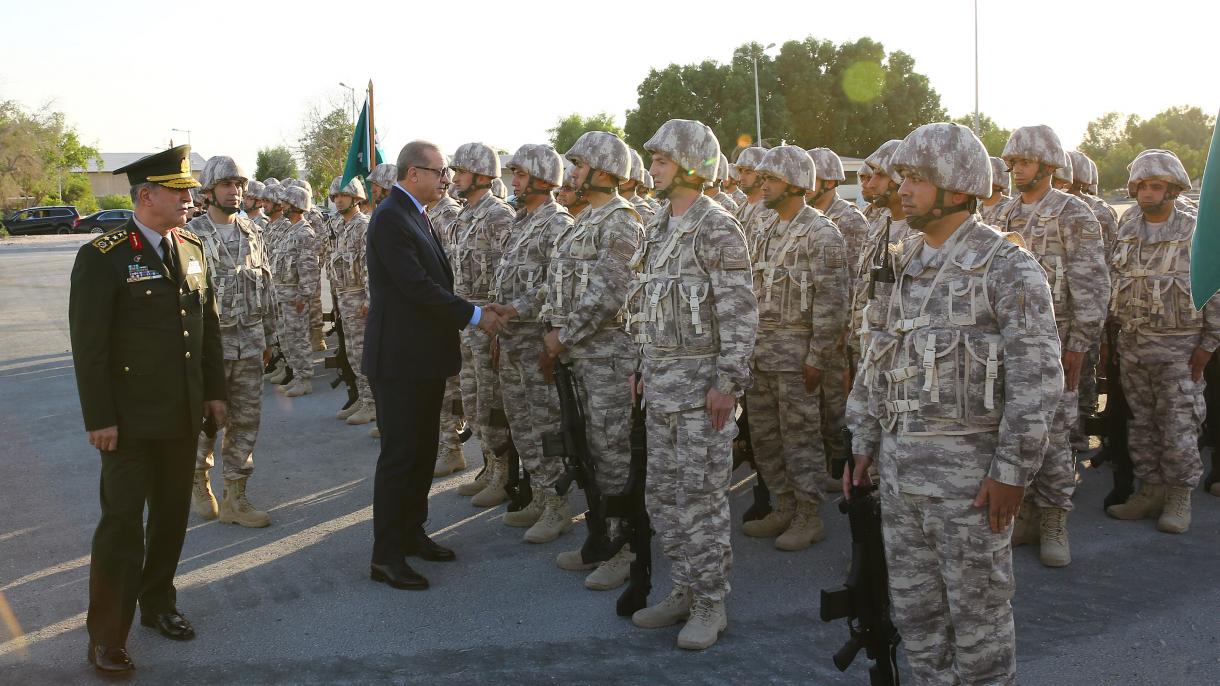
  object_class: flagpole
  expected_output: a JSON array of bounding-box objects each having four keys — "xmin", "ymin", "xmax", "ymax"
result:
[{"xmin": 366, "ymin": 80, "xmax": 376, "ymax": 175}]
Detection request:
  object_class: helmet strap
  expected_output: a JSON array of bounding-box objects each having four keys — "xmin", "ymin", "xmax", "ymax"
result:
[{"xmin": 907, "ymin": 188, "xmax": 974, "ymax": 231}]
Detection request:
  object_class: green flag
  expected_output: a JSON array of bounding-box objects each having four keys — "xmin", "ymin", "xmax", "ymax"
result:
[
  {"xmin": 1191, "ymin": 112, "xmax": 1220, "ymax": 309},
  {"xmin": 340, "ymin": 97, "xmax": 384, "ymax": 190}
]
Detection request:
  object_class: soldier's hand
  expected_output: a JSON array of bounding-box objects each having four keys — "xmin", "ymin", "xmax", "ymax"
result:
[
  {"xmin": 543, "ymin": 329, "xmax": 565, "ymax": 358},
  {"xmin": 1062, "ymin": 350, "xmax": 1085, "ymax": 391},
  {"xmin": 973, "ymin": 478, "xmax": 1025, "ymax": 533},
  {"xmin": 1190, "ymin": 346, "xmax": 1213, "ymax": 383},
  {"xmin": 802, "ymin": 364, "xmax": 824, "ymax": 393},
  {"xmin": 629, "ymin": 374, "xmax": 644, "ymax": 405},
  {"xmin": 538, "ymin": 349, "xmax": 556, "ymax": 383},
  {"xmin": 204, "ymin": 400, "xmax": 227, "ymax": 429},
  {"xmin": 359, "ymin": 303, "xmax": 368, "ymax": 318},
  {"xmin": 843, "ymin": 454, "xmax": 873, "ymax": 501},
  {"xmin": 262, "ymin": 348, "xmax": 272, "ymax": 366},
  {"xmin": 706, "ymin": 389, "xmax": 735, "ymax": 431},
  {"xmin": 476, "ymin": 309, "xmax": 505, "ymax": 336},
  {"xmin": 490, "ymin": 336, "xmax": 500, "ymax": 370},
  {"xmin": 294, "ymin": 300, "xmax": 305, "ymax": 314},
  {"xmin": 88, "ymin": 426, "xmax": 118, "ymax": 452}
]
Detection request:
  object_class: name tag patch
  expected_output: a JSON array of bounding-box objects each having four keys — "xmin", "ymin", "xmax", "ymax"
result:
[
  {"xmin": 127, "ymin": 264, "xmax": 165, "ymax": 282},
  {"xmin": 186, "ymin": 258, "xmax": 203, "ymax": 275}
]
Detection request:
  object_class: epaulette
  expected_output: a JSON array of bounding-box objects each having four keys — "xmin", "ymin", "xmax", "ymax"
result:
[
  {"xmin": 92, "ymin": 228, "xmax": 128, "ymax": 254},
  {"xmin": 177, "ymin": 228, "xmax": 202, "ymax": 244}
]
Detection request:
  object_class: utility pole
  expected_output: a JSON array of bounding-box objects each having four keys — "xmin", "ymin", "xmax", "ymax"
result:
[
  {"xmin": 973, "ymin": 0, "xmax": 981, "ymax": 135},
  {"xmin": 752, "ymin": 42, "xmax": 776, "ymax": 145},
  {"xmin": 339, "ymin": 82, "xmax": 356, "ymax": 124}
]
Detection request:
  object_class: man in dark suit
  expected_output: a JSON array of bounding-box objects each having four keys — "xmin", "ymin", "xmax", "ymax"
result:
[
  {"xmin": 363, "ymin": 140, "xmax": 504, "ymax": 589},
  {"xmin": 69, "ymin": 145, "xmax": 227, "ymax": 674}
]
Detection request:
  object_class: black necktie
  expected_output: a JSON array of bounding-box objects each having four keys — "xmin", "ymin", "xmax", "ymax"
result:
[{"xmin": 160, "ymin": 235, "xmax": 178, "ymax": 279}]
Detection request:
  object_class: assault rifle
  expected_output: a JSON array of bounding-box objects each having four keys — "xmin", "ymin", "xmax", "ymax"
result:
[
  {"xmin": 489, "ymin": 408, "xmax": 531, "ymax": 513},
  {"xmin": 732, "ymin": 399, "xmax": 773, "ymax": 522},
  {"xmin": 616, "ymin": 372, "xmax": 652, "ymax": 618},
  {"xmin": 323, "ymin": 293, "xmax": 359, "ymax": 410},
  {"xmin": 1203, "ymin": 356, "xmax": 1220, "ymax": 491},
  {"xmin": 1090, "ymin": 322, "xmax": 1134, "ymax": 509},
  {"xmin": 820, "ymin": 428, "xmax": 901, "ymax": 686}
]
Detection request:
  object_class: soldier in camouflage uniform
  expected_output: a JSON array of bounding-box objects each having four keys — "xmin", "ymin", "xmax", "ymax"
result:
[
  {"xmin": 260, "ymin": 182, "xmax": 291, "ymax": 384},
  {"xmin": 284, "ymin": 179, "xmax": 328, "ymax": 352},
  {"xmin": 732, "ymin": 146, "xmax": 773, "ymax": 246},
  {"xmin": 856, "ymin": 166, "xmax": 883, "ymax": 223},
  {"xmin": 725, "ymin": 160, "xmax": 747, "ymax": 207},
  {"xmin": 1117, "ymin": 149, "xmax": 1199, "ymax": 228},
  {"xmin": 538, "ymin": 131, "xmax": 642, "ymax": 589},
  {"xmin": 188, "ymin": 157, "xmax": 274, "ymax": 529},
  {"xmin": 366, "ymin": 163, "xmax": 397, "ymax": 209},
  {"xmin": 704, "ymin": 153, "xmax": 739, "ymax": 213},
  {"xmin": 489, "ymin": 145, "xmax": 573, "ymax": 541},
  {"xmin": 621, "ymin": 148, "xmax": 655, "ymax": 225},
  {"xmin": 243, "ymin": 179, "xmax": 268, "ymax": 228},
  {"xmin": 740, "ymin": 146, "xmax": 850, "ymax": 550},
  {"xmin": 1106, "ymin": 150, "xmax": 1220, "ymax": 532},
  {"xmin": 979, "ymin": 157, "xmax": 1011, "ymax": 226},
  {"xmin": 326, "ymin": 177, "xmax": 376, "ymax": 425},
  {"xmin": 556, "ymin": 164, "xmax": 589, "ymax": 218},
  {"xmin": 427, "ymin": 168, "xmax": 471, "ymax": 476},
  {"xmin": 628, "ymin": 119, "xmax": 758, "ymax": 651},
  {"xmin": 451, "ymin": 143, "xmax": 515, "ymax": 507},
  {"xmin": 847, "ymin": 123, "xmax": 1064, "ymax": 686},
  {"xmin": 269, "ymin": 186, "xmax": 320, "ymax": 397},
  {"xmin": 997, "ymin": 125, "xmax": 1109, "ymax": 567},
  {"xmin": 641, "ymin": 171, "xmax": 660, "ymax": 212}
]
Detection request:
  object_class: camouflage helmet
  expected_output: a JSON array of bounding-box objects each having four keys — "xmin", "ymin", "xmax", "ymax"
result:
[
  {"xmin": 1053, "ymin": 154, "xmax": 1074, "ymax": 184},
  {"xmin": 863, "ymin": 139, "xmax": 904, "ymax": 185},
  {"xmin": 285, "ymin": 178, "xmax": 313, "ymax": 198},
  {"xmin": 1002, "ymin": 125, "xmax": 1065, "ymax": 169},
  {"xmin": 366, "ymin": 163, "xmax": 398, "ymax": 190},
  {"xmin": 727, "ymin": 159, "xmax": 741, "ymax": 181},
  {"xmin": 328, "ymin": 176, "xmax": 342, "ymax": 197},
  {"xmin": 265, "ymin": 182, "xmax": 285, "ymax": 203},
  {"xmin": 331, "ymin": 176, "xmax": 367, "ymax": 201},
  {"xmin": 262, "ymin": 177, "xmax": 280, "ymax": 186},
  {"xmin": 565, "ymin": 131, "xmax": 632, "ymax": 180},
  {"xmin": 989, "ymin": 157, "xmax": 1010, "ymax": 193},
  {"xmin": 806, "ymin": 147, "xmax": 845, "ymax": 183},
  {"xmin": 246, "ymin": 179, "xmax": 266, "ymax": 200},
  {"xmin": 628, "ymin": 149, "xmax": 646, "ymax": 184},
  {"xmin": 1068, "ymin": 151, "xmax": 1097, "ymax": 187},
  {"xmin": 890, "ymin": 123, "xmax": 992, "ymax": 198},
  {"xmin": 451, "ymin": 142, "xmax": 501, "ymax": 178},
  {"xmin": 644, "ymin": 119, "xmax": 721, "ymax": 182},
  {"xmin": 642, "ymin": 170, "xmax": 655, "ymax": 190},
  {"xmin": 189, "ymin": 187, "xmax": 203, "ymax": 206},
  {"xmin": 1086, "ymin": 157, "xmax": 1100, "ymax": 193},
  {"xmin": 283, "ymin": 185, "xmax": 312, "ymax": 212},
  {"xmin": 755, "ymin": 145, "xmax": 817, "ymax": 191},
  {"xmin": 717, "ymin": 154, "xmax": 732, "ymax": 184},
  {"xmin": 490, "ymin": 178, "xmax": 508, "ymax": 199},
  {"xmin": 507, "ymin": 144, "xmax": 564, "ymax": 187},
  {"xmin": 734, "ymin": 146, "xmax": 768, "ymax": 171},
  {"xmin": 199, "ymin": 156, "xmax": 249, "ymax": 192},
  {"xmin": 1127, "ymin": 149, "xmax": 1192, "ymax": 196}
]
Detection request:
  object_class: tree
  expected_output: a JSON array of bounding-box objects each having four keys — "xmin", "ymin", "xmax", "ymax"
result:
[
  {"xmin": 952, "ymin": 113, "xmax": 1012, "ymax": 157},
  {"xmin": 297, "ymin": 106, "xmax": 352, "ymax": 200},
  {"xmin": 547, "ymin": 112, "xmax": 626, "ymax": 155},
  {"xmin": 254, "ymin": 146, "xmax": 298, "ymax": 181},
  {"xmin": 1079, "ymin": 106, "xmax": 1215, "ymax": 191},
  {"xmin": 0, "ymin": 100, "xmax": 99, "ymax": 210},
  {"xmin": 99, "ymin": 194, "xmax": 133, "ymax": 210},
  {"xmin": 60, "ymin": 174, "xmax": 97, "ymax": 214}
]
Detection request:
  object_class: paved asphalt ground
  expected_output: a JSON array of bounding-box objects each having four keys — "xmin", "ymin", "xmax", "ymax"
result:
[{"xmin": 1, "ymin": 233, "xmax": 1218, "ymax": 685}]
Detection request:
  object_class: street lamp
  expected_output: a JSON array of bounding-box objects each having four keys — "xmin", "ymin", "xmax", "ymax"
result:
[
  {"xmin": 339, "ymin": 82, "xmax": 356, "ymax": 123},
  {"xmin": 172, "ymin": 128, "xmax": 192, "ymax": 146},
  {"xmin": 753, "ymin": 43, "xmax": 776, "ymax": 146},
  {"xmin": 973, "ymin": 0, "xmax": 980, "ymax": 135}
]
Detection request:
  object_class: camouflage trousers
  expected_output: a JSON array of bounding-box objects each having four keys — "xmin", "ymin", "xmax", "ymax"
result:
[
  {"xmin": 439, "ymin": 375, "xmax": 464, "ymax": 450},
  {"xmin": 1027, "ymin": 390, "xmax": 1077, "ymax": 510},
  {"xmin": 820, "ymin": 352, "xmax": 850, "ymax": 472},
  {"xmin": 745, "ymin": 370, "xmax": 825, "ymax": 504},
  {"xmin": 1071, "ymin": 343, "xmax": 1101, "ymax": 451},
  {"xmin": 457, "ymin": 338, "xmax": 484, "ymax": 459},
  {"xmin": 1121, "ymin": 346, "xmax": 1205, "ymax": 489},
  {"xmin": 197, "ymin": 357, "xmax": 262, "ymax": 479},
  {"xmin": 274, "ymin": 293, "xmax": 313, "ymax": 380},
  {"xmin": 570, "ymin": 356, "xmax": 634, "ymax": 494},
  {"xmin": 463, "ymin": 328, "xmax": 509, "ymax": 457},
  {"xmin": 309, "ymin": 285, "xmax": 323, "ymax": 341},
  {"xmin": 881, "ymin": 470, "xmax": 1017, "ymax": 684},
  {"xmin": 645, "ymin": 406, "xmax": 736, "ymax": 601},
  {"xmin": 498, "ymin": 328, "xmax": 563, "ymax": 489},
  {"xmin": 335, "ymin": 290, "xmax": 373, "ymax": 405}
]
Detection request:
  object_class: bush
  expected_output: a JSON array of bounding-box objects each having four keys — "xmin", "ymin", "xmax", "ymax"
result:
[
  {"xmin": 99, "ymin": 194, "xmax": 133, "ymax": 210},
  {"xmin": 61, "ymin": 174, "xmax": 98, "ymax": 215}
]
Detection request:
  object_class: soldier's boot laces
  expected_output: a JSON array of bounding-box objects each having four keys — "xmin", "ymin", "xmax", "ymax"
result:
[
  {"xmin": 585, "ymin": 544, "xmax": 634, "ymax": 591},
  {"xmin": 504, "ymin": 487, "xmax": 544, "ymax": 527},
  {"xmin": 192, "ymin": 470, "xmax": 218, "ymax": 520},
  {"xmin": 525, "ymin": 494, "xmax": 572, "ymax": 543},
  {"xmin": 1157, "ymin": 486, "xmax": 1192, "ymax": 534},
  {"xmin": 456, "ymin": 458, "xmax": 492, "ymax": 496},
  {"xmin": 677, "ymin": 597, "xmax": 727, "ymax": 651},
  {"xmin": 741, "ymin": 492, "xmax": 796, "ymax": 538},
  {"xmin": 1105, "ymin": 481, "xmax": 1165, "ymax": 520},
  {"xmin": 284, "ymin": 378, "xmax": 313, "ymax": 398},
  {"xmin": 336, "ymin": 400, "xmax": 362, "ymax": 420},
  {"xmin": 345, "ymin": 401, "xmax": 377, "ymax": 426},
  {"xmin": 1039, "ymin": 506, "xmax": 1071, "ymax": 567},
  {"xmin": 219, "ymin": 478, "xmax": 271, "ymax": 528},
  {"xmin": 470, "ymin": 455, "xmax": 509, "ymax": 508},
  {"xmin": 433, "ymin": 444, "xmax": 467, "ymax": 478},
  {"xmin": 1011, "ymin": 499, "xmax": 1040, "ymax": 547},
  {"xmin": 774, "ymin": 499, "xmax": 825, "ymax": 551},
  {"xmin": 631, "ymin": 585, "xmax": 692, "ymax": 629}
]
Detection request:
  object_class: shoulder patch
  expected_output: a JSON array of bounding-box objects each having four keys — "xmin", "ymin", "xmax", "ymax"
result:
[
  {"xmin": 608, "ymin": 234, "xmax": 637, "ymax": 261},
  {"xmin": 92, "ymin": 228, "xmax": 128, "ymax": 254},
  {"xmin": 823, "ymin": 245, "xmax": 846, "ymax": 269},
  {"xmin": 721, "ymin": 245, "xmax": 749, "ymax": 271},
  {"xmin": 177, "ymin": 228, "xmax": 201, "ymax": 244}
]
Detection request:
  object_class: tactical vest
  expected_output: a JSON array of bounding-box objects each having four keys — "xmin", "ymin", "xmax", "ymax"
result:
[
  {"xmin": 270, "ymin": 221, "xmax": 312, "ymax": 288},
  {"xmin": 854, "ymin": 215, "xmax": 911, "ymax": 353},
  {"xmin": 860, "ymin": 221, "xmax": 1009, "ymax": 435},
  {"xmin": 453, "ymin": 194, "xmax": 511, "ymax": 303},
  {"xmin": 998, "ymin": 190, "xmax": 1072, "ymax": 321},
  {"xmin": 541, "ymin": 197, "xmax": 636, "ymax": 329},
  {"xmin": 1110, "ymin": 213, "xmax": 1201, "ymax": 336},
  {"xmin": 493, "ymin": 204, "xmax": 570, "ymax": 305},
  {"xmin": 192, "ymin": 216, "xmax": 270, "ymax": 328},
  {"xmin": 751, "ymin": 209, "xmax": 829, "ymax": 332},
  {"xmin": 329, "ymin": 215, "xmax": 368, "ymax": 293}
]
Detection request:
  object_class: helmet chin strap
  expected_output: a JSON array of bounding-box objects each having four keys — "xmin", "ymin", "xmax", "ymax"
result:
[
  {"xmin": 578, "ymin": 167, "xmax": 617, "ymax": 197},
  {"xmin": 907, "ymin": 188, "xmax": 974, "ymax": 231},
  {"xmin": 205, "ymin": 194, "xmax": 240, "ymax": 215},
  {"xmin": 656, "ymin": 169, "xmax": 704, "ymax": 201},
  {"xmin": 1139, "ymin": 186, "xmax": 1180, "ymax": 214},
  {"xmin": 458, "ymin": 174, "xmax": 492, "ymax": 199},
  {"xmin": 870, "ymin": 181, "xmax": 898, "ymax": 209},
  {"xmin": 810, "ymin": 181, "xmax": 835, "ymax": 205},
  {"xmin": 764, "ymin": 184, "xmax": 805, "ymax": 210}
]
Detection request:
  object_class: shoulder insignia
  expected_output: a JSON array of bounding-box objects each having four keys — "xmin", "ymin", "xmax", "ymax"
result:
[
  {"xmin": 177, "ymin": 228, "xmax": 202, "ymax": 244},
  {"xmin": 92, "ymin": 228, "xmax": 128, "ymax": 254},
  {"xmin": 721, "ymin": 245, "xmax": 749, "ymax": 271},
  {"xmin": 823, "ymin": 245, "xmax": 846, "ymax": 269},
  {"xmin": 608, "ymin": 234, "xmax": 637, "ymax": 261}
]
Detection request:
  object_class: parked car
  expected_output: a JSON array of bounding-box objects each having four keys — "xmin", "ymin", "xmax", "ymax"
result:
[
  {"xmin": 75, "ymin": 209, "xmax": 134, "ymax": 234},
  {"xmin": 2, "ymin": 206, "xmax": 80, "ymax": 235}
]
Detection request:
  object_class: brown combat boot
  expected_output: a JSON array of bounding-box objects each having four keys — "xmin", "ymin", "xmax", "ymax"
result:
[
  {"xmin": 524, "ymin": 493, "xmax": 572, "ymax": 543},
  {"xmin": 677, "ymin": 597, "xmax": 728, "ymax": 650},
  {"xmin": 741, "ymin": 492, "xmax": 795, "ymax": 538},
  {"xmin": 192, "ymin": 470, "xmax": 218, "ymax": 520},
  {"xmin": 456, "ymin": 454, "xmax": 493, "ymax": 496},
  {"xmin": 470, "ymin": 455, "xmax": 508, "ymax": 507},
  {"xmin": 433, "ymin": 444, "xmax": 467, "ymax": 478},
  {"xmin": 632, "ymin": 585, "xmax": 691, "ymax": 629},
  {"xmin": 1157, "ymin": 486, "xmax": 1192, "ymax": 534},
  {"xmin": 1106, "ymin": 481, "xmax": 1165, "ymax": 520},
  {"xmin": 774, "ymin": 498, "xmax": 825, "ymax": 551},
  {"xmin": 503, "ymin": 487, "xmax": 544, "ymax": 527},
  {"xmin": 1011, "ymin": 499, "xmax": 1040, "ymax": 547},
  {"xmin": 1039, "ymin": 506, "xmax": 1071, "ymax": 567},
  {"xmin": 345, "ymin": 401, "xmax": 376, "ymax": 425},
  {"xmin": 219, "ymin": 478, "xmax": 271, "ymax": 528}
]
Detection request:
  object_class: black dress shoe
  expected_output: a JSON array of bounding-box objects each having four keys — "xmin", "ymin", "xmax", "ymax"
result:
[
  {"xmin": 370, "ymin": 560, "xmax": 429, "ymax": 590},
  {"xmin": 140, "ymin": 611, "xmax": 196, "ymax": 641},
  {"xmin": 404, "ymin": 534, "xmax": 455, "ymax": 562},
  {"xmin": 88, "ymin": 642, "xmax": 135, "ymax": 674}
]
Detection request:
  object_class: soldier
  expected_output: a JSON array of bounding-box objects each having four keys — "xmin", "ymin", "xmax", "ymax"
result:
[
  {"xmin": 997, "ymin": 125, "xmax": 1109, "ymax": 567},
  {"xmin": 806, "ymin": 147, "xmax": 870, "ymax": 264},
  {"xmin": 641, "ymin": 170, "xmax": 660, "ymax": 212},
  {"xmin": 1106, "ymin": 150, "xmax": 1219, "ymax": 532},
  {"xmin": 1052, "ymin": 153, "xmax": 1074, "ymax": 191},
  {"xmin": 740, "ymin": 145, "xmax": 849, "ymax": 549},
  {"xmin": 243, "ymin": 179, "xmax": 268, "ymax": 228},
  {"xmin": 491, "ymin": 177, "xmax": 509, "ymax": 200},
  {"xmin": 849, "ymin": 140, "xmax": 909, "ymax": 368},
  {"xmin": 260, "ymin": 182, "xmax": 291, "ymax": 385},
  {"xmin": 621, "ymin": 148, "xmax": 655, "ymax": 225},
  {"xmin": 366, "ymin": 163, "xmax": 398, "ymax": 209},
  {"xmin": 732, "ymin": 146, "xmax": 772, "ymax": 246},
  {"xmin": 704, "ymin": 153, "xmax": 739, "ymax": 212},
  {"xmin": 1118, "ymin": 149, "xmax": 1199, "ymax": 227},
  {"xmin": 847, "ymin": 123, "xmax": 1063, "ymax": 685},
  {"xmin": 188, "ymin": 156, "xmax": 274, "ymax": 529},
  {"xmin": 856, "ymin": 165, "xmax": 883, "ymax": 223},
  {"xmin": 327, "ymin": 177, "xmax": 376, "ymax": 425},
  {"xmin": 725, "ymin": 160, "xmax": 747, "ymax": 207},
  {"xmin": 450, "ymin": 142, "xmax": 516, "ymax": 507},
  {"xmin": 269, "ymin": 186, "xmax": 320, "ymax": 397},
  {"xmin": 488, "ymin": 145, "xmax": 574, "ymax": 541},
  {"xmin": 429, "ymin": 169, "xmax": 471, "ymax": 476},
  {"xmin": 556, "ymin": 164, "xmax": 589, "ymax": 217},
  {"xmin": 628, "ymin": 119, "xmax": 758, "ymax": 650},
  {"xmin": 539, "ymin": 131, "xmax": 642, "ymax": 589},
  {"xmin": 979, "ymin": 157, "xmax": 1012, "ymax": 226}
]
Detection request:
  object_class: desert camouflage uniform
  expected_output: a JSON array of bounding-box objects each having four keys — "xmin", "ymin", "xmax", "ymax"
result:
[
  {"xmin": 820, "ymin": 195, "xmax": 870, "ymax": 447},
  {"xmin": 1075, "ymin": 192, "xmax": 1119, "ymax": 433},
  {"xmin": 848, "ymin": 217, "xmax": 1063, "ymax": 686},
  {"xmin": 329, "ymin": 210, "xmax": 373, "ymax": 407},
  {"xmin": 735, "ymin": 199, "xmax": 774, "ymax": 247},
  {"xmin": 304, "ymin": 208, "xmax": 327, "ymax": 343},
  {"xmin": 711, "ymin": 190, "xmax": 739, "ymax": 213},
  {"xmin": 188, "ymin": 215, "xmax": 275, "ymax": 478},
  {"xmin": 628, "ymin": 194, "xmax": 758, "ymax": 601},
  {"xmin": 429, "ymin": 195, "xmax": 467, "ymax": 451},
  {"xmin": 746, "ymin": 206, "xmax": 849, "ymax": 506},
  {"xmin": 268, "ymin": 218, "xmax": 319, "ymax": 380},
  {"xmin": 996, "ymin": 190, "xmax": 1109, "ymax": 510},
  {"xmin": 979, "ymin": 195, "xmax": 1010, "ymax": 226},
  {"xmin": 849, "ymin": 210, "xmax": 913, "ymax": 364},
  {"xmin": 630, "ymin": 194, "xmax": 655, "ymax": 226},
  {"xmin": 730, "ymin": 188, "xmax": 747, "ymax": 207},
  {"xmin": 823, "ymin": 195, "xmax": 870, "ymax": 268}
]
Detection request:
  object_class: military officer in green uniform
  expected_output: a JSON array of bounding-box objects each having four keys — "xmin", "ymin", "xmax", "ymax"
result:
[{"xmin": 69, "ymin": 145, "xmax": 227, "ymax": 675}]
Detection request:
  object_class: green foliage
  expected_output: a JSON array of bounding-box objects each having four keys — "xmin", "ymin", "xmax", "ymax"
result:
[
  {"xmin": 99, "ymin": 194, "xmax": 133, "ymax": 210},
  {"xmin": 62, "ymin": 174, "xmax": 97, "ymax": 214},
  {"xmin": 952, "ymin": 113, "xmax": 1011, "ymax": 157},
  {"xmin": 254, "ymin": 146, "xmax": 299, "ymax": 181},
  {"xmin": 0, "ymin": 100, "xmax": 99, "ymax": 211},
  {"xmin": 1079, "ymin": 106, "xmax": 1215, "ymax": 191},
  {"xmin": 547, "ymin": 113, "xmax": 626, "ymax": 156},
  {"xmin": 297, "ymin": 106, "xmax": 352, "ymax": 201}
]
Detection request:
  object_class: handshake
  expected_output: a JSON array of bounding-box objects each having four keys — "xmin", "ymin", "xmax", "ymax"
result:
[{"xmin": 475, "ymin": 303, "xmax": 519, "ymax": 336}]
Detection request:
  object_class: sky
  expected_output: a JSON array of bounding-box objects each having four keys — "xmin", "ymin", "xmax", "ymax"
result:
[{"xmin": 1, "ymin": 0, "xmax": 1215, "ymax": 173}]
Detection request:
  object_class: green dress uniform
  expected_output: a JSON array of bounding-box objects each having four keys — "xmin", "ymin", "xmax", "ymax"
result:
[{"xmin": 69, "ymin": 146, "xmax": 226, "ymax": 654}]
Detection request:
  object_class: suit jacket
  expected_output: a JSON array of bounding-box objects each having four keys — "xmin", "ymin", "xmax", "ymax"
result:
[
  {"xmin": 69, "ymin": 220, "xmax": 226, "ymax": 440},
  {"xmin": 363, "ymin": 186, "xmax": 474, "ymax": 380}
]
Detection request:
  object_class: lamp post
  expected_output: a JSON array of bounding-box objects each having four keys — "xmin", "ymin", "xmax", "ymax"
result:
[
  {"xmin": 973, "ymin": 0, "xmax": 980, "ymax": 135},
  {"xmin": 339, "ymin": 82, "xmax": 356, "ymax": 124},
  {"xmin": 752, "ymin": 42, "xmax": 776, "ymax": 146},
  {"xmin": 171, "ymin": 128, "xmax": 192, "ymax": 147}
]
